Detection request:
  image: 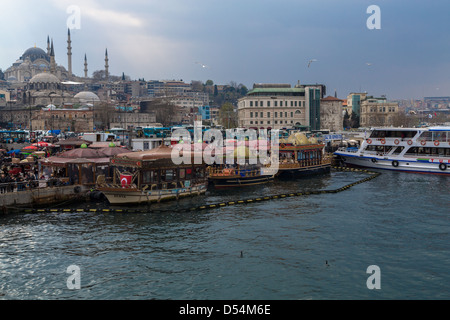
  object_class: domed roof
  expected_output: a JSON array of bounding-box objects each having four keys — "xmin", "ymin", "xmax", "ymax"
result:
[
  {"xmin": 29, "ymin": 72, "xmax": 61, "ymax": 84},
  {"xmin": 74, "ymin": 91, "xmax": 100, "ymax": 102},
  {"xmin": 21, "ymin": 47, "xmax": 50, "ymax": 63}
]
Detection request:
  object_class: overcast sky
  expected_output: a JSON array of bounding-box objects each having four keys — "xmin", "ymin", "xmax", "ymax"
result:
[{"xmin": 1, "ymin": 0, "xmax": 449, "ymax": 100}]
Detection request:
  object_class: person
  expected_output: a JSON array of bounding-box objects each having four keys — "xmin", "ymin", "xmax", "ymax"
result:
[{"xmin": 0, "ymin": 173, "xmax": 7, "ymax": 193}]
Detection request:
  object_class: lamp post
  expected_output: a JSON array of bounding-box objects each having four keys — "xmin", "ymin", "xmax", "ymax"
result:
[{"xmin": 48, "ymin": 91, "xmax": 56, "ymax": 138}]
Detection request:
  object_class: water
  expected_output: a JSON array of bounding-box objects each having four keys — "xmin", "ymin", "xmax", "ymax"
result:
[{"xmin": 0, "ymin": 169, "xmax": 449, "ymax": 300}]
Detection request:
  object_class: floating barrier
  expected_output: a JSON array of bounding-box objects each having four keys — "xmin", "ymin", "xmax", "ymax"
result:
[{"xmin": 8, "ymin": 166, "xmax": 380, "ymax": 214}]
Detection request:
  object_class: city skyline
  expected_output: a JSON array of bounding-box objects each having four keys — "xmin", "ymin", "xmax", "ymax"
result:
[{"xmin": 1, "ymin": 0, "xmax": 450, "ymax": 100}]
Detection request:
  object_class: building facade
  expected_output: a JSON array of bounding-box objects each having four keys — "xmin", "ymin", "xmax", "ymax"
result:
[
  {"xmin": 360, "ymin": 97, "xmax": 399, "ymax": 127},
  {"xmin": 237, "ymin": 83, "xmax": 325, "ymax": 130},
  {"xmin": 320, "ymin": 96, "xmax": 343, "ymax": 132}
]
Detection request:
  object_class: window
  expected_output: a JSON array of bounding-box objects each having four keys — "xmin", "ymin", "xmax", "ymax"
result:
[
  {"xmin": 143, "ymin": 142, "xmax": 149, "ymax": 150},
  {"xmin": 291, "ymin": 101, "xmax": 293, "ymax": 107},
  {"xmin": 274, "ymin": 101, "xmax": 278, "ymax": 107},
  {"xmin": 260, "ymin": 112, "xmax": 263, "ymax": 118},
  {"xmin": 291, "ymin": 112, "xmax": 293, "ymax": 117},
  {"xmin": 250, "ymin": 101, "xmax": 253, "ymax": 107},
  {"xmin": 267, "ymin": 101, "xmax": 271, "ymax": 107},
  {"xmin": 267, "ymin": 112, "xmax": 270, "ymax": 118},
  {"xmin": 250, "ymin": 112, "xmax": 253, "ymax": 118},
  {"xmin": 275, "ymin": 112, "xmax": 278, "ymax": 118},
  {"xmin": 295, "ymin": 110, "xmax": 301, "ymax": 115}
]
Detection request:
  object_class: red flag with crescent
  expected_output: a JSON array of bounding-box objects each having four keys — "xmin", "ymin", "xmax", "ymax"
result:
[{"xmin": 120, "ymin": 174, "xmax": 132, "ymax": 187}]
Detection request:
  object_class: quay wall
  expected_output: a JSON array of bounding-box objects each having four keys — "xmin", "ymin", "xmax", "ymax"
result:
[{"xmin": 0, "ymin": 185, "xmax": 90, "ymax": 210}]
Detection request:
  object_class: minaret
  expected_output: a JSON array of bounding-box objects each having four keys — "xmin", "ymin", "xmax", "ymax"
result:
[
  {"xmin": 50, "ymin": 39, "xmax": 56, "ymax": 75},
  {"xmin": 47, "ymin": 36, "xmax": 50, "ymax": 55},
  {"xmin": 84, "ymin": 54, "xmax": 88, "ymax": 78},
  {"xmin": 105, "ymin": 48, "xmax": 109, "ymax": 81},
  {"xmin": 67, "ymin": 28, "xmax": 72, "ymax": 78}
]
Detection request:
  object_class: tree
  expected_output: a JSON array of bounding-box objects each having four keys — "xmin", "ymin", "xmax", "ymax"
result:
[
  {"xmin": 145, "ymin": 98, "xmax": 177, "ymax": 126},
  {"xmin": 219, "ymin": 102, "xmax": 237, "ymax": 128},
  {"xmin": 350, "ymin": 112, "xmax": 360, "ymax": 128},
  {"xmin": 205, "ymin": 79, "xmax": 214, "ymax": 86},
  {"xmin": 343, "ymin": 110, "xmax": 351, "ymax": 129}
]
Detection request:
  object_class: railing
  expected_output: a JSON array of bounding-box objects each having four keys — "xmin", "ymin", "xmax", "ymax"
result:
[
  {"xmin": 0, "ymin": 178, "xmax": 73, "ymax": 195},
  {"xmin": 208, "ymin": 168, "xmax": 261, "ymax": 177}
]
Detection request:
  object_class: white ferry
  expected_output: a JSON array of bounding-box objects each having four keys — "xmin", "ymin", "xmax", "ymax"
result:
[{"xmin": 334, "ymin": 127, "xmax": 450, "ymax": 175}]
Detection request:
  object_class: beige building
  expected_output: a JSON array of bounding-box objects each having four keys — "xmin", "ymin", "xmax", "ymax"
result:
[
  {"xmin": 320, "ymin": 96, "xmax": 343, "ymax": 132},
  {"xmin": 237, "ymin": 83, "xmax": 324, "ymax": 130},
  {"xmin": 360, "ymin": 98, "xmax": 399, "ymax": 127},
  {"xmin": 32, "ymin": 109, "xmax": 94, "ymax": 132}
]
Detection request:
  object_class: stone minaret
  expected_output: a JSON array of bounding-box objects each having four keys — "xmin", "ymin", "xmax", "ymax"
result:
[
  {"xmin": 67, "ymin": 28, "xmax": 72, "ymax": 78},
  {"xmin": 84, "ymin": 54, "xmax": 88, "ymax": 78},
  {"xmin": 105, "ymin": 48, "xmax": 109, "ymax": 81},
  {"xmin": 50, "ymin": 39, "xmax": 56, "ymax": 75},
  {"xmin": 47, "ymin": 36, "xmax": 50, "ymax": 55}
]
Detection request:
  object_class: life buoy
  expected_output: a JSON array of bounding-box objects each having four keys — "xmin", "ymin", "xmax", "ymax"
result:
[
  {"xmin": 392, "ymin": 160, "xmax": 399, "ymax": 167},
  {"xmin": 280, "ymin": 143, "xmax": 286, "ymax": 149},
  {"xmin": 380, "ymin": 139, "xmax": 386, "ymax": 145},
  {"xmin": 394, "ymin": 139, "xmax": 400, "ymax": 145},
  {"xmin": 367, "ymin": 139, "xmax": 372, "ymax": 144},
  {"xmin": 439, "ymin": 163, "xmax": 447, "ymax": 171},
  {"xmin": 420, "ymin": 140, "xmax": 426, "ymax": 146},
  {"xmin": 434, "ymin": 140, "xmax": 440, "ymax": 146},
  {"xmin": 408, "ymin": 140, "xmax": 413, "ymax": 145},
  {"xmin": 371, "ymin": 158, "xmax": 377, "ymax": 163}
]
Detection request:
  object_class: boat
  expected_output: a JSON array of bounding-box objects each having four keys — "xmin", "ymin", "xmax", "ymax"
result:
[
  {"xmin": 207, "ymin": 145, "xmax": 275, "ymax": 188},
  {"xmin": 333, "ymin": 126, "xmax": 450, "ymax": 175},
  {"xmin": 275, "ymin": 133, "xmax": 331, "ymax": 178},
  {"xmin": 208, "ymin": 164, "xmax": 274, "ymax": 188},
  {"xmin": 96, "ymin": 145, "xmax": 208, "ymax": 204}
]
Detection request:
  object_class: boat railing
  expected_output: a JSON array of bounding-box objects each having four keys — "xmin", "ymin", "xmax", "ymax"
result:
[{"xmin": 208, "ymin": 167, "xmax": 261, "ymax": 177}]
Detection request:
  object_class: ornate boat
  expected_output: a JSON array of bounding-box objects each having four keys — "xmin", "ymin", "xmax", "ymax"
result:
[
  {"xmin": 97, "ymin": 145, "xmax": 208, "ymax": 205},
  {"xmin": 276, "ymin": 133, "xmax": 331, "ymax": 178}
]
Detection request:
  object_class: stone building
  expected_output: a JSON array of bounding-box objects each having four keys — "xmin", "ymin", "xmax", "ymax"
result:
[
  {"xmin": 360, "ymin": 97, "xmax": 399, "ymax": 127},
  {"xmin": 320, "ymin": 96, "xmax": 343, "ymax": 132}
]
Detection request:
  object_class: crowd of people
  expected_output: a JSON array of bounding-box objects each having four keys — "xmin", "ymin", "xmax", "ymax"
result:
[{"xmin": 0, "ymin": 147, "xmax": 66, "ymax": 194}]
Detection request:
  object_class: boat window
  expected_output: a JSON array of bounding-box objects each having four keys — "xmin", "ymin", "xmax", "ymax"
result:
[
  {"xmin": 392, "ymin": 146, "xmax": 404, "ymax": 155},
  {"xmin": 186, "ymin": 168, "xmax": 192, "ymax": 179},
  {"xmin": 143, "ymin": 170, "xmax": 157, "ymax": 184},
  {"xmin": 179, "ymin": 168, "xmax": 185, "ymax": 179},
  {"xmin": 405, "ymin": 147, "xmax": 450, "ymax": 156},
  {"xmin": 370, "ymin": 130, "xmax": 417, "ymax": 138},
  {"xmin": 164, "ymin": 169, "xmax": 175, "ymax": 181}
]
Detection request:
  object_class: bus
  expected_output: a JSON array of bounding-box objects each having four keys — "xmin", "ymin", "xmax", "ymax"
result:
[
  {"xmin": 0, "ymin": 130, "xmax": 29, "ymax": 143},
  {"xmin": 142, "ymin": 127, "xmax": 172, "ymax": 138}
]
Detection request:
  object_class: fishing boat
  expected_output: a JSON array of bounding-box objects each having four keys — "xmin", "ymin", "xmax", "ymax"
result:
[
  {"xmin": 333, "ymin": 126, "xmax": 450, "ymax": 175},
  {"xmin": 97, "ymin": 145, "xmax": 208, "ymax": 204},
  {"xmin": 207, "ymin": 144, "xmax": 275, "ymax": 188},
  {"xmin": 276, "ymin": 133, "xmax": 331, "ymax": 178}
]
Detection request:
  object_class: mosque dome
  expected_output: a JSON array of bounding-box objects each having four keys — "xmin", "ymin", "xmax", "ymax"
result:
[
  {"xmin": 21, "ymin": 47, "xmax": 50, "ymax": 63},
  {"xmin": 74, "ymin": 91, "xmax": 100, "ymax": 102},
  {"xmin": 29, "ymin": 72, "xmax": 61, "ymax": 84}
]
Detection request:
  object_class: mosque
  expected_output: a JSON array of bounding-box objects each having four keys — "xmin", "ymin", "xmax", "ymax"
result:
[{"xmin": 3, "ymin": 29, "xmax": 107, "ymax": 107}]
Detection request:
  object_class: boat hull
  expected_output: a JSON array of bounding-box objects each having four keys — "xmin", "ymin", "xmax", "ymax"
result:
[
  {"xmin": 334, "ymin": 152, "xmax": 450, "ymax": 175},
  {"xmin": 276, "ymin": 163, "xmax": 331, "ymax": 179},
  {"xmin": 208, "ymin": 174, "xmax": 274, "ymax": 189},
  {"xmin": 98, "ymin": 184, "xmax": 208, "ymax": 205}
]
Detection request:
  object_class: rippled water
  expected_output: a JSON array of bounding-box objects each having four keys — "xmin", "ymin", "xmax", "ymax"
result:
[{"xmin": 0, "ymin": 169, "xmax": 449, "ymax": 300}]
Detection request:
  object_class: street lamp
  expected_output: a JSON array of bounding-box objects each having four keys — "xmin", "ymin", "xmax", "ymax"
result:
[{"xmin": 48, "ymin": 91, "xmax": 56, "ymax": 138}]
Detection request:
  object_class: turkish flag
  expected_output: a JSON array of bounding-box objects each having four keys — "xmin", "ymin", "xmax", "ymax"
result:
[{"xmin": 120, "ymin": 174, "xmax": 132, "ymax": 187}]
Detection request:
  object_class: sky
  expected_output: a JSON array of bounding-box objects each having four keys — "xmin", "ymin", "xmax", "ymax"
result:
[{"xmin": 1, "ymin": 0, "xmax": 450, "ymax": 100}]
